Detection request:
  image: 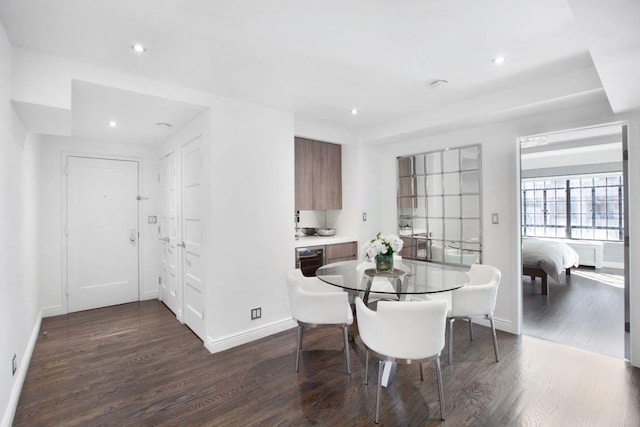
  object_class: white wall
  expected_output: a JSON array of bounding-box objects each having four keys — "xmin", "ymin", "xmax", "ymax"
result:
[
  {"xmin": 370, "ymin": 99, "xmax": 640, "ymax": 368},
  {"xmin": 204, "ymin": 101, "xmax": 297, "ymax": 352},
  {"xmin": 39, "ymin": 136, "xmax": 160, "ymax": 316},
  {"xmin": 0, "ymin": 21, "xmax": 41, "ymax": 427},
  {"xmin": 377, "ymin": 124, "xmax": 519, "ymax": 333}
]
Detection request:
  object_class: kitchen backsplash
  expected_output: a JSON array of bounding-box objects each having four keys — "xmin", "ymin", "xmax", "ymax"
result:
[{"xmin": 297, "ymin": 210, "xmax": 340, "ymax": 229}]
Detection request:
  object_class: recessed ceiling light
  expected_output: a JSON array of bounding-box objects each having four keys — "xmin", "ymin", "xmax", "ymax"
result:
[
  {"xmin": 351, "ymin": 108, "xmax": 358, "ymax": 115},
  {"xmin": 492, "ymin": 55, "xmax": 506, "ymax": 65},
  {"xmin": 132, "ymin": 43, "xmax": 146, "ymax": 54},
  {"xmin": 428, "ymin": 79, "xmax": 449, "ymax": 89},
  {"xmin": 108, "ymin": 120, "xmax": 118, "ymax": 127}
]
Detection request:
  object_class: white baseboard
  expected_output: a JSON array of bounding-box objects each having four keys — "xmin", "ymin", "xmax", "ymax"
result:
[
  {"xmin": 602, "ymin": 261, "xmax": 624, "ymax": 269},
  {"xmin": 467, "ymin": 316, "xmax": 515, "ymax": 335},
  {"xmin": 140, "ymin": 290, "xmax": 159, "ymax": 301},
  {"xmin": 42, "ymin": 305, "xmax": 66, "ymax": 318},
  {"xmin": 1, "ymin": 312, "xmax": 41, "ymax": 427},
  {"xmin": 205, "ymin": 317, "xmax": 297, "ymax": 354}
]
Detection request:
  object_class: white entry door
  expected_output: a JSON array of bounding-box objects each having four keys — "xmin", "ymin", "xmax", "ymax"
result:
[
  {"xmin": 66, "ymin": 156, "xmax": 139, "ymax": 313},
  {"xmin": 181, "ymin": 136, "xmax": 205, "ymax": 340},
  {"xmin": 159, "ymin": 151, "xmax": 181, "ymax": 317}
]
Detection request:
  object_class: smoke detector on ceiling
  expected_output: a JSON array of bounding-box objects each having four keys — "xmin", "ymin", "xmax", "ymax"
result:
[{"xmin": 428, "ymin": 79, "xmax": 449, "ymax": 89}]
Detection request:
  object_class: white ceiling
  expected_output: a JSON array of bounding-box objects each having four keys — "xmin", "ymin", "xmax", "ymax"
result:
[
  {"xmin": 71, "ymin": 81, "xmax": 207, "ymax": 146},
  {"xmin": 0, "ymin": 0, "xmax": 637, "ymax": 139}
]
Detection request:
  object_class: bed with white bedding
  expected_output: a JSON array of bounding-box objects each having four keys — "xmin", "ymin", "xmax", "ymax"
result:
[{"xmin": 522, "ymin": 238, "xmax": 580, "ymax": 295}]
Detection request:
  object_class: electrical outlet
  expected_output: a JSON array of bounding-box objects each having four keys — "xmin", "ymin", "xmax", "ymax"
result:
[
  {"xmin": 251, "ymin": 307, "xmax": 262, "ymax": 320},
  {"xmin": 12, "ymin": 354, "xmax": 16, "ymax": 376},
  {"xmin": 363, "ymin": 212, "xmax": 367, "ymax": 222}
]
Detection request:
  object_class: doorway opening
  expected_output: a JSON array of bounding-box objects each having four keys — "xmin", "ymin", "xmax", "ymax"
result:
[{"xmin": 519, "ymin": 123, "xmax": 628, "ymax": 359}]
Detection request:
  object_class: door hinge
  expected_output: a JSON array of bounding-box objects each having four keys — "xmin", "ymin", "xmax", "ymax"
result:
[
  {"xmin": 158, "ymin": 174, "xmax": 161, "ymax": 183},
  {"xmin": 65, "ymin": 164, "xmax": 69, "ymax": 176},
  {"xmin": 65, "ymin": 226, "xmax": 69, "ymax": 236},
  {"xmin": 65, "ymin": 286, "xmax": 69, "ymax": 296},
  {"xmin": 158, "ymin": 276, "xmax": 162, "ymax": 285}
]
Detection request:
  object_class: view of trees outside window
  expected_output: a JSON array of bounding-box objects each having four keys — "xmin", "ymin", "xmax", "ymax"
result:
[{"xmin": 522, "ymin": 175, "xmax": 623, "ymax": 241}]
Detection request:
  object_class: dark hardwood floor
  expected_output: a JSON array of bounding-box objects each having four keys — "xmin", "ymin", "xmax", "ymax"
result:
[
  {"xmin": 523, "ymin": 266, "xmax": 625, "ymax": 359},
  {"xmin": 15, "ymin": 300, "xmax": 640, "ymax": 426}
]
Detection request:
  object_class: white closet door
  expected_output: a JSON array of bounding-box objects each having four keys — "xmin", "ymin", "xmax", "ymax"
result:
[
  {"xmin": 67, "ymin": 156, "xmax": 139, "ymax": 313},
  {"xmin": 160, "ymin": 151, "xmax": 181, "ymax": 317},
  {"xmin": 181, "ymin": 136, "xmax": 205, "ymax": 340}
]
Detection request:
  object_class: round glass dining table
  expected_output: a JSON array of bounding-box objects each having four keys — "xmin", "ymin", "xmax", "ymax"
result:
[
  {"xmin": 317, "ymin": 259, "xmax": 470, "ymax": 385},
  {"xmin": 316, "ymin": 259, "xmax": 469, "ymax": 304}
]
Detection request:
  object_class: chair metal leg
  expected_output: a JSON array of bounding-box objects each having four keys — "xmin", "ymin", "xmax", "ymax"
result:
[
  {"xmin": 419, "ymin": 362, "xmax": 424, "ymax": 381},
  {"xmin": 487, "ymin": 314, "xmax": 500, "ymax": 362},
  {"xmin": 295, "ymin": 325, "xmax": 303, "ymax": 372},
  {"xmin": 435, "ymin": 357, "xmax": 446, "ymax": 420},
  {"xmin": 468, "ymin": 318, "xmax": 474, "ymax": 341},
  {"xmin": 364, "ymin": 350, "xmax": 369, "ymax": 384},
  {"xmin": 448, "ymin": 318, "xmax": 454, "ymax": 364},
  {"xmin": 342, "ymin": 325, "xmax": 351, "ymax": 375},
  {"xmin": 376, "ymin": 361, "xmax": 383, "ymax": 424}
]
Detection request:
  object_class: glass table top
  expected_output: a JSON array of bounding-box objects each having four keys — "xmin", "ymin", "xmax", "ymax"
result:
[{"xmin": 316, "ymin": 259, "xmax": 469, "ymax": 295}]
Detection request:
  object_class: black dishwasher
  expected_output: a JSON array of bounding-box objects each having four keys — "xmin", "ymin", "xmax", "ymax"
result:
[{"xmin": 295, "ymin": 247, "xmax": 325, "ymax": 277}]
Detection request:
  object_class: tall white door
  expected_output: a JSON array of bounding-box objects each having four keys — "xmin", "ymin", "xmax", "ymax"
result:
[
  {"xmin": 66, "ymin": 156, "xmax": 139, "ymax": 313},
  {"xmin": 159, "ymin": 151, "xmax": 181, "ymax": 317},
  {"xmin": 181, "ymin": 136, "xmax": 205, "ymax": 339}
]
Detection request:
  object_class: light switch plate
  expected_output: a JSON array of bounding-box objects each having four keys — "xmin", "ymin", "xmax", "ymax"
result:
[
  {"xmin": 148, "ymin": 216, "xmax": 157, "ymax": 224},
  {"xmin": 491, "ymin": 213, "xmax": 499, "ymax": 224}
]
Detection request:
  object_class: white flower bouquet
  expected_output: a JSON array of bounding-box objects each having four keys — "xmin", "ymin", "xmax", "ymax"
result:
[{"xmin": 363, "ymin": 232, "xmax": 404, "ymax": 260}]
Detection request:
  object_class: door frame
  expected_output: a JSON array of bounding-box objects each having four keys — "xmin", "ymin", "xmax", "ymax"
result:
[
  {"xmin": 514, "ymin": 121, "xmax": 630, "ymax": 358},
  {"xmin": 61, "ymin": 152, "xmax": 143, "ymax": 314}
]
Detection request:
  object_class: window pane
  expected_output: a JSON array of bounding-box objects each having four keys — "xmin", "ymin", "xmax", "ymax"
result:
[
  {"xmin": 594, "ymin": 177, "xmax": 607, "ymax": 187},
  {"xmin": 594, "ymin": 229, "xmax": 607, "ymax": 240},
  {"xmin": 523, "ymin": 175, "xmax": 624, "ymax": 242}
]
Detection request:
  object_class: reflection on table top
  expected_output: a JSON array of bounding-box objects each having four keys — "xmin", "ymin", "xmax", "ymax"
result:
[{"xmin": 316, "ymin": 259, "xmax": 469, "ymax": 295}]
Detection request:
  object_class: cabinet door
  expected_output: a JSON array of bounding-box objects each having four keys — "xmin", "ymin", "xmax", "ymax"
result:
[
  {"xmin": 314, "ymin": 141, "xmax": 342, "ymax": 210},
  {"xmin": 326, "ymin": 242, "xmax": 357, "ymax": 264},
  {"xmin": 295, "ymin": 137, "xmax": 342, "ymax": 210},
  {"xmin": 295, "ymin": 137, "xmax": 314, "ymax": 210}
]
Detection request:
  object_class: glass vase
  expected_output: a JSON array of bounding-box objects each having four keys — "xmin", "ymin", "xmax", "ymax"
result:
[{"xmin": 375, "ymin": 252, "xmax": 394, "ymax": 272}]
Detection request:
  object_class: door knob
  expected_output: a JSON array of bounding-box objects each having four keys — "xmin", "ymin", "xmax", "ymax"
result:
[{"xmin": 177, "ymin": 241, "xmax": 186, "ymax": 248}]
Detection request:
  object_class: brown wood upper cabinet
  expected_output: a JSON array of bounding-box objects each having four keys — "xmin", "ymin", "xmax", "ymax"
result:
[{"xmin": 295, "ymin": 137, "xmax": 342, "ymax": 210}]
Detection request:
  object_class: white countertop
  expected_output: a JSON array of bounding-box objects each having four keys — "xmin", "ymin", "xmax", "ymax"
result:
[{"xmin": 294, "ymin": 235, "xmax": 358, "ymax": 248}]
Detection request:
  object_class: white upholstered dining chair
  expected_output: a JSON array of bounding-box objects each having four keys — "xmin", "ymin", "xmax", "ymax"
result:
[
  {"xmin": 286, "ymin": 269, "xmax": 353, "ymax": 374},
  {"xmin": 448, "ymin": 263, "xmax": 501, "ymax": 364},
  {"xmin": 356, "ymin": 297, "xmax": 448, "ymax": 423}
]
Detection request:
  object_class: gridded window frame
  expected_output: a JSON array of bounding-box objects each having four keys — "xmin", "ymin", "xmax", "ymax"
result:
[{"xmin": 521, "ymin": 174, "xmax": 624, "ymax": 242}]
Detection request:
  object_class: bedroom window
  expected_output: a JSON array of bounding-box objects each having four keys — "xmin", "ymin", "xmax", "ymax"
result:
[{"xmin": 521, "ymin": 174, "xmax": 623, "ymax": 241}]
